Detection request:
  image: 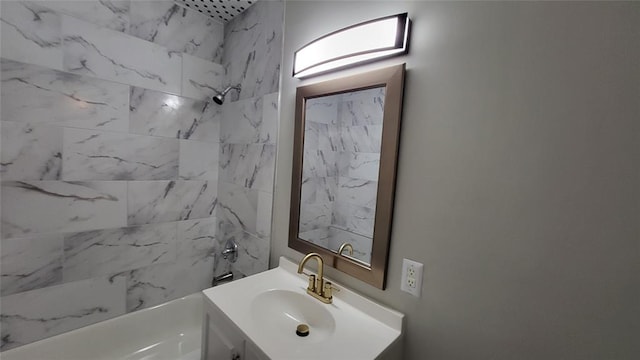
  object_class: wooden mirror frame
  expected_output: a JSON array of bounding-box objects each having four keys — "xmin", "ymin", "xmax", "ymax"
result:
[{"xmin": 289, "ymin": 64, "xmax": 406, "ymax": 289}]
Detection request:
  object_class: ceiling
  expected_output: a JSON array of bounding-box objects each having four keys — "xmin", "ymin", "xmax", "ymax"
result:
[{"xmin": 174, "ymin": 0, "xmax": 257, "ymax": 23}]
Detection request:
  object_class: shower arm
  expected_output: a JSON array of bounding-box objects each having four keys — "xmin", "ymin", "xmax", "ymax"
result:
[
  {"xmin": 221, "ymin": 85, "xmax": 241, "ymax": 96},
  {"xmin": 212, "ymin": 85, "xmax": 242, "ymax": 105}
]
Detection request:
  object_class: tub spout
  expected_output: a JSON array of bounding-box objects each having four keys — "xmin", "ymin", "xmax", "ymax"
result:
[{"xmin": 212, "ymin": 272, "xmax": 233, "ymax": 287}]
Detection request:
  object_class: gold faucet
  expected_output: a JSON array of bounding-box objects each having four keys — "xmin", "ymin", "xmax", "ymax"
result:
[
  {"xmin": 297, "ymin": 253, "xmax": 332, "ymax": 304},
  {"xmin": 338, "ymin": 243, "xmax": 353, "ymax": 257}
]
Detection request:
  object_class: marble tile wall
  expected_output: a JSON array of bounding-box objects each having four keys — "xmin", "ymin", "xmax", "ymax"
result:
[
  {"xmin": 299, "ymin": 228, "xmax": 330, "ymax": 249},
  {"xmin": 298, "ymin": 88, "xmax": 384, "ymax": 264},
  {"xmin": 331, "ymin": 88, "xmax": 384, "ymax": 263},
  {"xmin": 215, "ymin": 1, "xmax": 283, "ymax": 279},
  {"xmin": 327, "ymin": 227, "xmax": 373, "ymax": 264},
  {"xmin": 299, "ymin": 96, "xmax": 339, "ymax": 244},
  {"xmin": 223, "ymin": 0, "xmax": 283, "ymax": 102},
  {"xmin": 128, "ymin": 1, "xmax": 224, "ymax": 63},
  {"xmin": 0, "ymin": 0, "xmax": 226, "ymax": 350}
]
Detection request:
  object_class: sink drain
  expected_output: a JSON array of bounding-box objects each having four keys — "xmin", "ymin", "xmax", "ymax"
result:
[{"xmin": 296, "ymin": 324, "xmax": 309, "ymax": 337}]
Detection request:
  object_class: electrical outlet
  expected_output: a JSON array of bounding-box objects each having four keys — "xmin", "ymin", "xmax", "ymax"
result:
[{"xmin": 401, "ymin": 258, "xmax": 423, "ymax": 297}]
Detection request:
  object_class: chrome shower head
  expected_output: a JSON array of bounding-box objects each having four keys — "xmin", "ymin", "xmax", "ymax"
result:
[
  {"xmin": 212, "ymin": 93, "xmax": 225, "ymax": 105},
  {"xmin": 212, "ymin": 86, "xmax": 240, "ymax": 105}
]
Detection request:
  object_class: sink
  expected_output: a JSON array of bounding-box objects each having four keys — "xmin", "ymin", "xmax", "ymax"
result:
[
  {"xmin": 251, "ymin": 289, "xmax": 336, "ymax": 344},
  {"xmin": 202, "ymin": 257, "xmax": 404, "ymax": 359}
]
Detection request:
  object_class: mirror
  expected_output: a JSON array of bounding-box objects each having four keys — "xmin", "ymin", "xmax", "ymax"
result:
[
  {"xmin": 289, "ymin": 64, "xmax": 405, "ymax": 289},
  {"xmin": 299, "ymin": 86, "xmax": 384, "ymax": 265}
]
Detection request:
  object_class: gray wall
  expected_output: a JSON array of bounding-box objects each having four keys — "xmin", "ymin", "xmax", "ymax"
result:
[{"xmin": 272, "ymin": 2, "xmax": 639, "ymax": 359}]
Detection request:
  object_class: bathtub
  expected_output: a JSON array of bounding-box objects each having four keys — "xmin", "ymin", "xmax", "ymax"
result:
[{"xmin": 1, "ymin": 293, "xmax": 203, "ymax": 360}]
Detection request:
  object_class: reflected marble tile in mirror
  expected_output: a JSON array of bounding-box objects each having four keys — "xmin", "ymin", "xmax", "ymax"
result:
[{"xmin": 298, "ymin": 87, "xmax": 386, "ymax": 266}]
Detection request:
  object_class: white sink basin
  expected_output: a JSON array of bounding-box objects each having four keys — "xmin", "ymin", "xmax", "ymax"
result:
[
  {"xmin": 202, "ymin": 257, "xmax": 404, "ymax": 359},
  {"xmin": 251, "ymin": 289, "xmax": 336, "ymax": 344}
]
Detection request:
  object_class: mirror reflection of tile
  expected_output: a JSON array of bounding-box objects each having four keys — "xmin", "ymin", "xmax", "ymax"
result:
[{"xmin": 298, "ymin": 87, "xmax": 386, "ymax": 265}]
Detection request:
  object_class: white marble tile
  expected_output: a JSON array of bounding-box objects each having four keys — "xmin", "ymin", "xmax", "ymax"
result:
[
  {"xmin": 331, "ymin": 202, "xmax": 375, "ymax": 238},
  {"xmin": 179, "ymin": 140, "xmax": 219, "ymax": 180},
  {"xmin": 62, "ymin": 128, "xmax": 179, "ymax": 181},
  {"xmin": 299, "ymin": 203, "xmax": 332, "ymax": 233},
  {"xmin": 223, "ymin": 0, "xmax": 283, "ymax": 101},
  {"xmin": 0, "ymin": 275, "xmax": 126, "ymax": 350},
  {"xmin": 345, "ymin": 152, "xmax": 381, "ymax": 181},
  {"xmin": 300, "ymin": 176, "xmax": 337, "ymax": 205},
  {"xmin": 256, "ymin": 191, "xmax": 273, "ymax": 239},
  {"xmin": 0, "ymin": 121, "xmax": 63, "ymax": 180},
  {"xmin": 302, "ymin": 121, "xmax": 319, "ymax": 153},
  {"xmin": 129, "ymin": 1, "xmax": 223, "ymax": 63},
  {"xmin": 1, "ymin": 59, "xmax": 129, "ymax": 132},
  {"xmin": 339, "ymin": 125, "xmax": 383, "ymax": 153},
  {"xmin": 299, "ymin": 228, "xmax": 330, "ymax": 249},
  {"xmin": 177, "ymin": 217, "xmax": 217, "ymax": 263},
  {"xmin": 261, "ymin": 92, "xmax": 279, "ymax": 143},
  {"xmin": 0, "ymin": 234, "xmax": 64, "ymax": 296},
  {"xmin": 125, "ymin": 258, "xmax": 212, "ymax": 312},
  {"xmin": 305, "ymin": 121, "xmax": 340, "ymax": 152},
  {"xmin": 305, "ymin": 95, "xmax": 339, "ymax": 125},
  {"xmin": 1, "ymin": 181, "xmax": 127, "ymax": 239},
  {"xmin": 0, "ymin": 1, "xmax": 63, "ymax": 70},
  {"xmin": 62, "ymin": 15, "xmax": 182, "ymax": 94},
  {"xmin": 63, "ymin": 223, "xmax": 178, "ymax": 282},
  {"xmin": 188, "ymin": 100, "xmax": 221, "ymax": 142},
  {"xmin": 219, "ymin": 144, "xmax": 276, "ymax": 192},
  {"xmin": 336, "ymin": 177, "xmax": 378, "ymax": 209},
  {"xmin": 220, "ymin": 93, "xmax": 278, "ymax": 145},
  {"xmin": 337, "ymin": 151, "xmax": 351, "ymax": 175},
  {"xmin": 327, "ymin": 227, "xmax": 372, "ymax": 265},
  {"xmin": 340, "ymin": 87, "xmax": 386, "ymax": 126},
  {"xmin": 220, "ymin": 96, "xmax": 263, "ymax": 143},
  {"xmin": 302, "ymin": 148, "xmax": 339, "ymax": 178},
  {"xmin": 341, "ymin": 86, "xmax": 385, "ymax": 103},
  {"xmin": 181, "ymin": 54, "xmax": 225, "ymax": 101},
  {"xmin": 129, "ymin": 86, "xmax": 219, "ymax": 140},
  {"xmin": 223, "ymin": 230, "xmax": 269, "ymax": 277},
  {"xmin": 128, "ymin": 180, "xmax": 217, "ymax": 225},
  {"xmin": 216, "ymin": 182, "xmax": 258, "ymax": 237},
  {"xmin": 41, "ymin": 0, "xmax": 130, "ymax": 33},
  {"xmin": 212, "ymin": 223, "xmax": 232, "ymax": 278}
]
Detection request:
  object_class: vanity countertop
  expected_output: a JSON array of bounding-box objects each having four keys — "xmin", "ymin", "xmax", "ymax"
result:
[{"xmin": 202, "ymin": 256, "xmax": 404, "ymax": 360}]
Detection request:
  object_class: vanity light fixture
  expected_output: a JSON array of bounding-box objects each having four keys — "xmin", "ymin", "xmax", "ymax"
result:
[{"xmin": 293, "ymin": 13, "xmax": 410, "ymax": 78}]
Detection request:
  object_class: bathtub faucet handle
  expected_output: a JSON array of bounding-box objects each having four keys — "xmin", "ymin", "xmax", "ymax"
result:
[{"xmin": 221, "ymin": 239, "xmax": 238, "ymax": 263}]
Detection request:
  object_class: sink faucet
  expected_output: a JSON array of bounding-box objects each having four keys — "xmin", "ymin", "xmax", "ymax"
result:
[
  {"xmin": 297, "ymin": 252, "xmax": 333, "ymax": 304},
  {"xmin": 338, "ymin": 243, "xmax": 353, "ymax": 257}
]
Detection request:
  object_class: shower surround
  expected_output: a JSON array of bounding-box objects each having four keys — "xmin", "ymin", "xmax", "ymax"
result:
[
  {"xmin": 215, "ymin": 0, "xmax": 282, "ymax": 278},
  {"xmin": 0, "ymin": 0, "xmax": 282, "ymax": 350}
]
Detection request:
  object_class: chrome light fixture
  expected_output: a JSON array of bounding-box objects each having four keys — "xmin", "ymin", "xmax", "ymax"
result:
[{"xmin": 293, "ymin": 13, "xmax": 410, "ymax": 78}]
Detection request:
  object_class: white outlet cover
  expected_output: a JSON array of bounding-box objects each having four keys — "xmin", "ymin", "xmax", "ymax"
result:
[{"xmin": 401, "ymin": 258, "xmax": 424, "ymax": 297}]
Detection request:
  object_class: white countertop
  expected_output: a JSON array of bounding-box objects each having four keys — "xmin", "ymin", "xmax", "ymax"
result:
[{"xmin": 202, "ymin": 256, "xmax": 404, "ymax": 360}]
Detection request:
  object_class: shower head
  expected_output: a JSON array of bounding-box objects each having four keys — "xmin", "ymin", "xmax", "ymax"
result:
[{"xmin": 212, "ymin": 86, "xmax": 240, "ymax": 105}]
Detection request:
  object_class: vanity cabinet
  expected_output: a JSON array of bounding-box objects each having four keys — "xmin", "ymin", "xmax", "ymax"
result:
[{"xmin": 201, "ymin": 297, "xmax": 268, "ymax": 360}]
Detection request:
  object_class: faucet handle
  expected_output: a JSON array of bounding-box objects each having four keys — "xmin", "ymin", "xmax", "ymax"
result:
[
  {"xmin": 221, "ymin": 239, "xmax": 238, "ymax": 263},
  {"xmin": 323, "ymin": 281, "xmax": 334, "ymax": 300},
  {"xmin": 307, "ymin": 274, "xmax": 316, "ymax": 292}
]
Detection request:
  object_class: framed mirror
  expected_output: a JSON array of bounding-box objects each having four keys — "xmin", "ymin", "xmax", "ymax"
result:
[{"xmin": 289, "ymin": 64, "xmax": 406, "ymax": 289}]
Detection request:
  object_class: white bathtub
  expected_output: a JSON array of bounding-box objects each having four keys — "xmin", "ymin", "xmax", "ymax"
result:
[{"xmin": 1, "ymin": 293, "xmax": 203, "ymax": 360}]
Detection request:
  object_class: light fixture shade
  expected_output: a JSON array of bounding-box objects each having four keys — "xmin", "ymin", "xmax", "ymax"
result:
[{"xmin": 293, "ymin": 13, "xmax": 410, "ymax": 78}]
